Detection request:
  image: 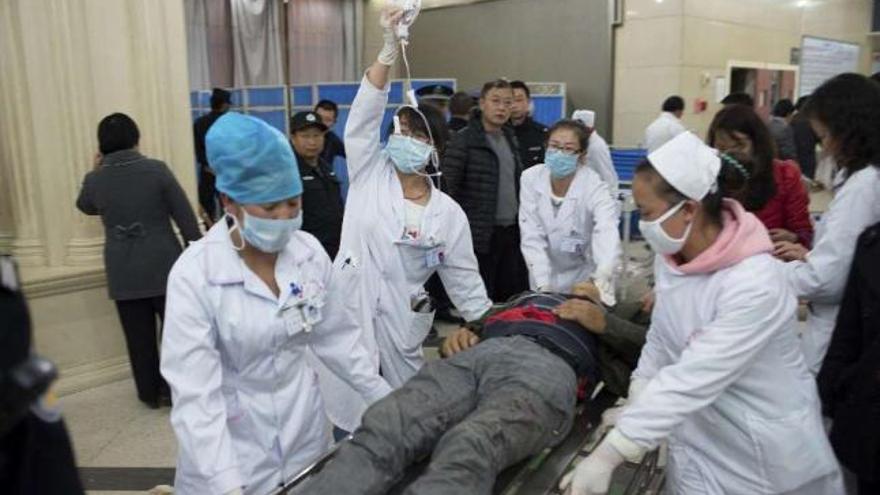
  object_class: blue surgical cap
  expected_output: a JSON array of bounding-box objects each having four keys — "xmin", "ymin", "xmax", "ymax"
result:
[{"xmin": 206, "ymin": 112, "xmax": 302, "ymax": 204}]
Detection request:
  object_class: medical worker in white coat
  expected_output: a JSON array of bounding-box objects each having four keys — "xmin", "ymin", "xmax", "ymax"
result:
[
  {"xmin": 561, "ymin": 132, "xmax": 841, "ymax": 495},
  {"xmin": 572, "ymin": 109, "xmax": 619, "ymax": 203},
  {"xmin": 160, "ymin": 112, "xmax": 391, "ymax": 495},
  {"xmin": 643, "ymin": 96, "xmax": 687, "ymax": 153},
  {"xmin": 772, "ymin": 73, "xmax": 880, "ymax": 375},
  {"xmin": 316, "ymin": 8, "xmax": 492, "ymax": 433},
  {"xmin": 519, "ymin": 119, "xmax": 621, "ymax": 303}
]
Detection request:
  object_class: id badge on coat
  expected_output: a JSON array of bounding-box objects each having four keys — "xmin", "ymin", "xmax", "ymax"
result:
[
  {"xmin": 560, "ymin": 235, "xmax": 586, "ymax": 254},
  {"xmin": 425, "ymin": 247, "xmax": 445, "ymax": 268}
]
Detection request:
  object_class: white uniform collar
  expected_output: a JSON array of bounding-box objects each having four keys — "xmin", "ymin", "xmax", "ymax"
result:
[{"xmin": 203, "ymin": 218, "xmax": 316, "ymax": 286}]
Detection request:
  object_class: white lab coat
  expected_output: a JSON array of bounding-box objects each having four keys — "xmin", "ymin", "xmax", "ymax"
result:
[
  {"xmin": 315, "ymin": 76, "xmax": 492, "ymax": 432},
  {"xmin": 785, "ymin": 165, "xmax": 880, "ymax": 375},
  {"xmin": 617, "ymin": 253, "xmax": 841, "ymax": 494},
  {"xmin": 160, "ymin": 222, "xmax": 391, "ymax": 495},
  {"xmin": 518, "ymin": 164, "xmax": 621, "ymax": 293},
  {"xmin": 643, "ymin": 112, "xmax": 687, "ymax": 153},
  {"xmin": 586, "ymin": 132, "xmax": 619, "ymax": 202}
]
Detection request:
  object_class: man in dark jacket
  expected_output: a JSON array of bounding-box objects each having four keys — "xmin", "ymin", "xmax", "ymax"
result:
[
  {"xmin": 791, "ymin": 96, "xmax": 818, "ymax": 180},
  {"xmin": 77, "ymin": 113, "xmax": 201, "ymax": 408},
  {"xmin": 510, "ymin": 80, "xmax": 548, "ymax": 169},
  {"xmin": 442, "ymin": 79, "xmax": 528, "ymax": 302},
  {"xmin": 448, "ymin": 91, "xmax": 475, "ymax": 133},
  {"xmin": 0, "ymin": 256, "xmax": 84, "ymax": 494},
  {"xmin": 193, "ymin": 88, "xmax": 231, "ymax": 225},
  {"xmin": 290, "ymin": 111, "xmax": 344, "ymax": 259},
  {"xmin": 818, "ymin": 221, "xmax": 880, "ymax": 494},
  {"xmin": 291, "ymin": 288, "xmax": 649, "ymax": 494},
  {"xmin": 315, "ymin": 100, "xmax": 346, "ymax": 165}
]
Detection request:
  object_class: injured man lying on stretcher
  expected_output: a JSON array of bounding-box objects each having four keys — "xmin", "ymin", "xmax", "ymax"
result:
[{"xmin": 292, "ymin": 287, "xmax": 650, "ymax": 495}]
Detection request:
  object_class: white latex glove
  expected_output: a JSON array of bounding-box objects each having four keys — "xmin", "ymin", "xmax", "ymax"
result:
[
  {"xmin": 223, "ymin": 489, "xmax": 243, "ymax": 495},
  {"xmin": 377, "ymin": 8, "xmax": 403, "ymax": 65},
  {"xmin": 591, "ymin": 272, "xmax": 616, "ymax": 307},
  {"xmin": 627, "ymin": 376, "xmax": 647, "ymax": 402},
  {"xmin": 560, "ymin": 429, "xmax": 644, "ymax": 495},
  {"xmin": 596, "ymin": 405, "xmax": 623, "ymax": 437}
]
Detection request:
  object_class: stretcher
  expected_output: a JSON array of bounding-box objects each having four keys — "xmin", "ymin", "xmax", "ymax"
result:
[{"xmin": 273, "ymin": 389, "xmax": 665, "ymax": 495}]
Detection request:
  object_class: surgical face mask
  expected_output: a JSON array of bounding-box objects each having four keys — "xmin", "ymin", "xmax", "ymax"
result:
[
  {"xmin": 545, "ymin": 149, "xmax": 579, "ymax": 178},
  {"xmin": 638, "ymin": 201, "xmax": 692, "ymax": 255},
  {"xmin": 385, "ymin": 133, "xmax": 433, "ymax": 175},
  {"xmin": 234, "ymin": 210, "xmax": 302, "ymax": 253}
]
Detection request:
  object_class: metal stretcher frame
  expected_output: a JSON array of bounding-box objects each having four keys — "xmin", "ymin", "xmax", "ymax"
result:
[{"xmin": 272, "ymin": 390, "xmax": 663, "ymax": 495}]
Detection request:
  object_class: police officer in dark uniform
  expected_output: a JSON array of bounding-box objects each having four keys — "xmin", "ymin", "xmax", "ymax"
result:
[
  {"xmin": 509, "ymin": 81, "xmax": 548, "ymax": 169},
  {"xmin": 289, "ymin": 111, "xmax": 345, "ymax": 259},
  {"xmin": 415, "ymin": 84, "xmax": 454, "ymax": 117},
  {"xmin": 193, "ymin": 88, "xmax": 232, "ymax": 226},
  {"xmin": 0, "ymin": 256, "xmax": 84, "ymax": 494}
]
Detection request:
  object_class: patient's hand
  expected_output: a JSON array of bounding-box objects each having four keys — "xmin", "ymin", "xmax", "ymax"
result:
[
  {"xmin": 571, "ymin": 281, "xmax": 600, "ymax": 302},
  {"xmin": 441, "ymin": 327, "xmax": 480, "ymax": 357},
  {"xmin": 554, "ymin": 299, "xmax": 606, "ymax": 334}
]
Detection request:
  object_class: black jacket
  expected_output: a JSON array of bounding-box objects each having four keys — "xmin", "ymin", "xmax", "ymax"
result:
[
  {"xmin": 512, "ymin": 117, "xmax": 548, "ymax": 169},
  {"xmin": 817, "ymin": 221, "xmax": 880, "ymax": 482},
  {"xmin": 193, "ymin": 110, "xmax": 226, "ymax": 219},
  {"xmin": 448, "ymin": 117, "xmax": 468, "ymax": 133},
  {"xmin": 297, "ymin": 152, "xmax": 344, "ymax": 259},
  {"xmin": 320, "ymin": 130, "xmax": 346, "ymax": 165},
  {"xmin": 441, "ymin": 113, "xmax": 524, "ymax": 254}
]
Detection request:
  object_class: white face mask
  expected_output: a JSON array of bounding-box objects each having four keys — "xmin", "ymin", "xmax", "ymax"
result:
[
  {"xmin": 638, "ymin": 201, "xmax": 692, "ymax": 255},
  {"xmin": 227, "ymin": 210, "xmax": 302, "ymax": 253}
]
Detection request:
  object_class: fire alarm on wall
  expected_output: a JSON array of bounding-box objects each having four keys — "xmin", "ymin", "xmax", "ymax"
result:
[{"xmin": 694, "ymin": 98, "xmax": 708, "ymax": 113}]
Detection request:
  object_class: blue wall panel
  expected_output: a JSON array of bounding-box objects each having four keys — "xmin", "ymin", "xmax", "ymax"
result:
[
  {"xmin": 246, "ymin": 87, "xmax": 285, "ymax": 107},
  {"xmin": 317, "ymin": 84, "xmax": 361, "ymax": 105},
  {"xmin": 531, "ymin": 96, "xmax": 564, "ymax": 127},
  {"xmin": 292, "ymin": 86, "xmax": 313, "ymax": 107},
  {"xmin": 248, "ymin": 110, "xmax": 287, "ymax": 134}
]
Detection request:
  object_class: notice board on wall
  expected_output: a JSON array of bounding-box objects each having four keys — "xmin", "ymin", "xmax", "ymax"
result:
[{"xmin": 798, "ymin": 36, "xmax": 861, "ymax": 97}]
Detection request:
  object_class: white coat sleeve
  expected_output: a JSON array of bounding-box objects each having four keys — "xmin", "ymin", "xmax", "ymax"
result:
[
  {"xmin": 589, "ymin": 136, "xmax": 619, "ymax": 201},
  {"xmin": 310, "ymin": 252, "xmax": 392, "ymax": 404},
  {"xmin": 437, "ymin": 205, "xmax": 493, "ymax": 322},
  {"xmin": 518, "ymin": 171, "xmax": 552, "ymax": 291},
  {"xmin": 160, "ymin": 257, "xmax": 243, "ymax": 494},
  {"xmin": 616, "ymin": 271, "xmax": 793, "ymax": 449},
  {"xmin": 587, "ymin": 177, "xmax": 622, "ymax": 281},
  {"xmin": 786, "ymin": 169, "xmax": 880, "ymax": 304},
  {"xmin": 344, "ymin": 76, "xmax": 390, "ymax": 186}
]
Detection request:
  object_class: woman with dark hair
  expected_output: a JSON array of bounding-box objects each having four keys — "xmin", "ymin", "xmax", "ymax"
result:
[
  {"xmin": 779, "ymin": 73, "xmax": 880, "ymax": 377},
  {"xmin": 518, "ymin": 119, "xmax": 620, "ymax": 301},
  {"xmin": 318, "ymin": 7, "xmax": 491, "ymax": 435},
  {"xmin": 707, "ymin": 103, "xmax": 814, "ymax": 249},
  {"xmin": 561, "ymin": 132, "xmax": 841, "ymax": 495},
  {"xmin": 76, "ymin": 113, "xmax": 201, "ymax": 409}
]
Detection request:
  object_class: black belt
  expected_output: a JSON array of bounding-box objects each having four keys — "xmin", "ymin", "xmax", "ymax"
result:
[{"xmin": 520, "ymin": 334, "xmax": 581, "ymax": 375}]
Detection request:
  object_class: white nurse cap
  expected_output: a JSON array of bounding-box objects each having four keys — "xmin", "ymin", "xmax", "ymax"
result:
[
  {"xmin": 571, "ymin": 109, "xmax": 595, "ymax": 128},
  {"xmin": 646, "ymin": 131, "xmax": 721, "ymax": 200}
]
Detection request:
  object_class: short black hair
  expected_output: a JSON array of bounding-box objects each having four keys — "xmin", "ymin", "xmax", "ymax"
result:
[
  {"xmin": 449, "ymin": 91, "xmax": 476, "ymax": 117},
  {"xmin": 315, "ymin": 99, "xmax": 339, "ymax": 117},
  {"xmin": 510, "ymin": 80, "xmax": 531, "ymax": 99},
  {"xmin": 480, "ymin": 79, "xmax": 512, "ymax": 98},
  {"xmin": 721, "ymin": 92, "xmax": 754, "ymax": 107},
  {"xmin": 210, "ymin": 88, "xmax": 231, "ymax": 111},
  {"xmin": 97, "ymin": 113, "xmax": 140, "ymax": 154},
  {"xmin": 706, "ymin": 104, "xmax": 777, "ymax": 212},
  {"xmin": 772, "ymin": 99, "xmax": 795, "ymax": 118},
  {"xmin": 661, "ymin": 96, "xmax": 685, "ymax": 113},
  {"xmin": 803, "ymin": 72, "xmax": 880, "ymax": 175}
]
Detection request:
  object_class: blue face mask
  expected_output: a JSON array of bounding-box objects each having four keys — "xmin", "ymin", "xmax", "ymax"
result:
[
  {"xmin": 236, "ymin": 210, "xmax": 302, "ymax": 253},
  {"xmin": 545, "ymin": 149, "xmax": 579, "ymax": 178},
  {"xmin": 385, "ymin": 134, "xmax": 433, "ymax": 174}
]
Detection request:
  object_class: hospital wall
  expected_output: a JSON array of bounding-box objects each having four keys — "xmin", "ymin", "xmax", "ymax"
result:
[
  {"xmin": 0, "ymin": 0, "xmax": 197, "ymax": 395},
  {"xmin": 363, "ymin": 0, "xmax": 615, "ymax": 136},
  {"xmin": 613, "ymin": 0, "xmax": 875, "ymax": 146}
]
